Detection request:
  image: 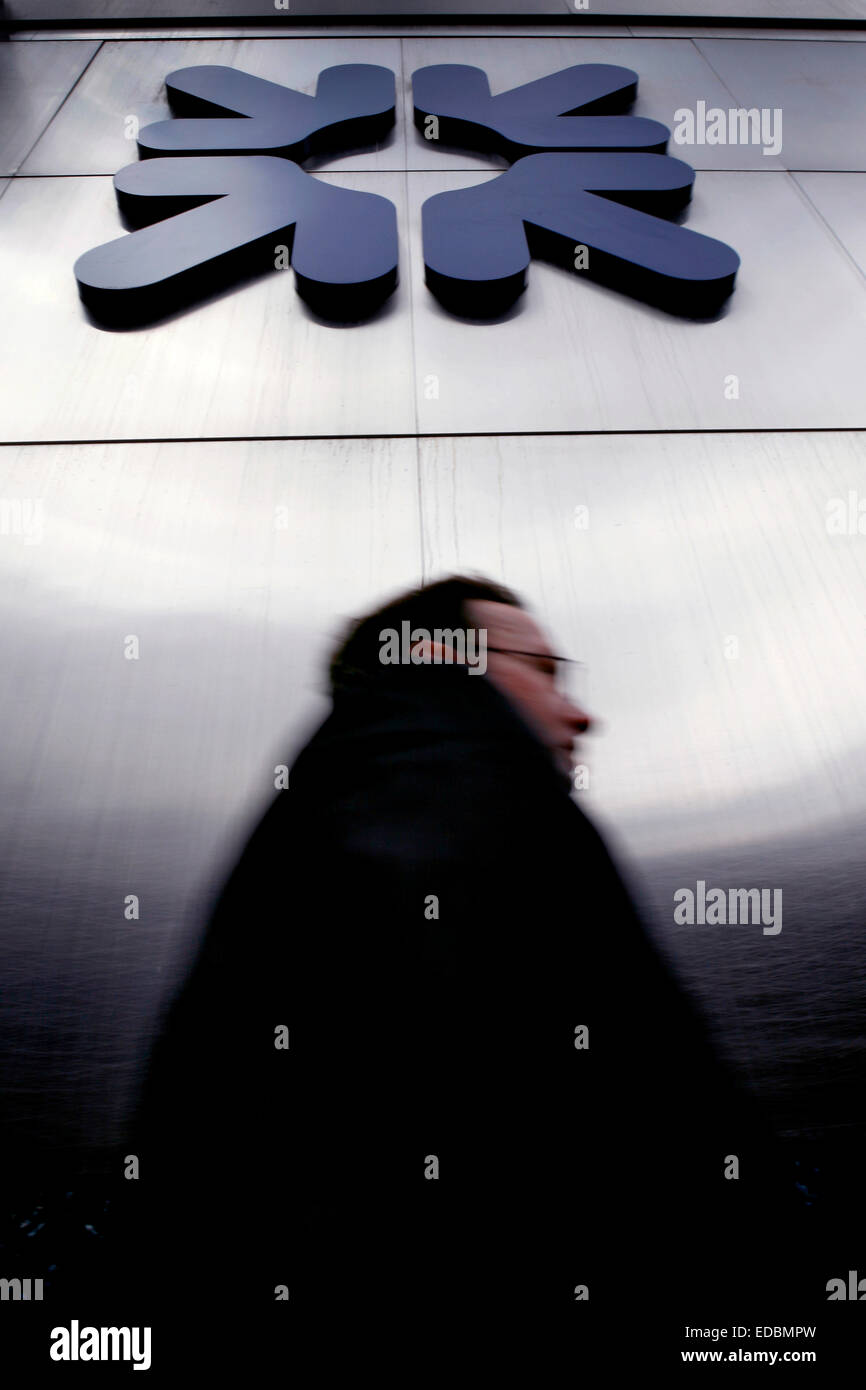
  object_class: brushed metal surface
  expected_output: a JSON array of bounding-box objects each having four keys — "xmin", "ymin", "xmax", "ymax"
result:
[
  {"xmin": 636, "ymin": 24, "xmax": 866, "ymax": 35},
  {"xmin": 795, "ymin": 172, "xmax": 866, "ymax": 275},
  {"xmin": 4, "ymin": 0, "xmax": 571, "ymax": 16},
  {"xmin": 695, "ymin": 37, "xmax": 866, "ymax": 171},
  {"xmin": 408, "ymin": 168, "xmax": 866, "ymax": 432},
  {"xmin": 0, "ymin": 435, "xmax": 421, "ymax": 1152},
  {"xmin": 5, "ymin": 0, "xmax": 866, "ymax": 19},
  {"xmin": 11, "ymin": 427, "xmax": 859, "ymax": 875},
  {"xmin": 4, "ymin": 165, "xmax": 864, "ymax": 441},
  {"xmin": 21, "ymin": 37, "xmax": 406, "ymax": 176},
  {"xmin": 3, "ymin": 429, "xmax": 864, "ymax": 1154},
  {"xmin": 0, "ymin": 172, "xmax": 416, "ymax": 442},
  {"xmin": 10, "ymin": 22, "xmax": 866, "ymax": 37},
  {"xmin": 418, "ymin": 428, "xmax": 866, "ymax": 1130},
  {"xmin": 601, "ymin": 0, "xmax": 866, "ymax": 13},
  {"xmin": 402, "ymin": 35, "xmax": 786, "ymax": 171},
  {"xmin": 11, "ymin": 26, "xmax": 622, "ymax": 38},
  {"xmin": 2, "ymin": 6, "xmax": 866, "ymax": 1211},
  {"xmin": 632, "ymin": 0, "xmax": 866, "ymax": 10},
  {"xmin": 0, "ymin": 38, "xmax": 100, "ymax": 176},
  {"xmin": 10, "ymin": 24, "xmax": 866, "ymax": 38},
  {"xmin": 0, "ymin": 435, "xmax": 422, "ymax": 831},
  {"xmin": 418, "ymin": 429, "xmax": 866, "ymax": 856},
  {"xmin": 21, "ymin": 33, "xmax": 864, "ymax": 177}
]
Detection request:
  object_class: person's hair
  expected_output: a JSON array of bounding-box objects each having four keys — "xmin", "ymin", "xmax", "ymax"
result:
[{"xmin": 328, "ymin": 573, "xmax": 523, "ymax": 693}]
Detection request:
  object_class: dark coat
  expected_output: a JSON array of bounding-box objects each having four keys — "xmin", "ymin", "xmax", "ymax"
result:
[{"xmin": 128, "ymin": 661, "xmax": 783, "ymax": 1362}]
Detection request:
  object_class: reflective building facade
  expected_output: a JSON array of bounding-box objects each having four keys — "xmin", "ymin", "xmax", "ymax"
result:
[{"xmin": 1, "ymin": 0, "xmax": 865, "ymax": 1368}]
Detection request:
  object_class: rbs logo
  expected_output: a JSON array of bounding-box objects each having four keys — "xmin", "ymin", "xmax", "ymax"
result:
[{"xmin": 74, "ymin": 62, "xmax": 740, "ymax": 325}]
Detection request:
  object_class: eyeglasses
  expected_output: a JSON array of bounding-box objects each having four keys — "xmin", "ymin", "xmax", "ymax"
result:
[{"xmin": 484, "ymin": 647, "xmax": 586, "ymax": 701}]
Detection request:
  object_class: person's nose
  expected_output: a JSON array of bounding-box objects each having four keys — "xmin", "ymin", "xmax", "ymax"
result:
[{"xmin": 566, "ymin": 700, "xmax": 592, "ymax": 735}]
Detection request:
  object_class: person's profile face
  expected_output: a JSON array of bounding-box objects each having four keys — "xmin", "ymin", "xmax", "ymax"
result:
[{"xmin": 464, "ymin": 599, "xmax": 592, "ymax": 781}]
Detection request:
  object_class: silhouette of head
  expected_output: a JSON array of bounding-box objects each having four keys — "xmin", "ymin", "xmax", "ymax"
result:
[{"xmin": 330, "ymin": 574, "xmax": 591, "ymax": 779}]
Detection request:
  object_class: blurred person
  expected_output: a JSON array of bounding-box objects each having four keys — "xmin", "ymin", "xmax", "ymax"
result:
[{"xmin": 121, "ymin": 575, "xmax": 791, "ymax": 1371}]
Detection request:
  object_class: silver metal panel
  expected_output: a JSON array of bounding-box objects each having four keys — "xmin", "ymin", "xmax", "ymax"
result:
[
  {"xmin": 4, "ymin": 172, "xmax": 865, "ymax": 446},
  {"xmin": 12, "ymin": 24, "xmax": 866, "ymax": 38},
  {"xmin": 15, "ymin": 24, "xmax": 864, "ymax": 38},
  {"xmin": 0, "ymin": 38, "xmax": 100, "ymax": 176},
  {"xmin": 418, "ymin": 429, "xmax": 866, "ymax": 1125},
  {"xmin": 408, "ymin": 168, "xmax": 866, "ymax": 432},
  {"xmin": 635, "ymin": 25, "xmax": 866, "ymax": 35},
  {"xmin": 5, "ymin": 0, "xmax": 570, "ymax": 15},
  {"xmin": 21, "ymin": 37, "xmax": 406, "ymax": 176},
  {"xmin": 4, "ymin": 429, "xmax": 864, "ymax": 1153},
  {"xmin": 0, "ymin": 172, "xmax": 417, "ymax": 443},
  {"xmin": 600, "ymin": 0, "xmax": 866, "ymax": 13},
  {"xmin": 12, "ymin": 26, "xmax": 623, "ymax": 38},
  {"xmin": 795, "ymin": 172, "xmax": 866, "ymax": 276},
  {"xmin": 418, "ymin": 429, "xmax": 866, "ymax": 854},
  {"xmin": 6, "ymin": 0, "xmax": 866, "ymax": 17},
  {"xmin": 695, "ymin": 37, "xmax": 866, "ymax": 171},
  {"xmin": 402, "ymin": 35, "xmax": 783, "ymax": 171},
  {"xmin": 0, "ymin": 435, "xmax": 422, "ymax": 1150}
]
